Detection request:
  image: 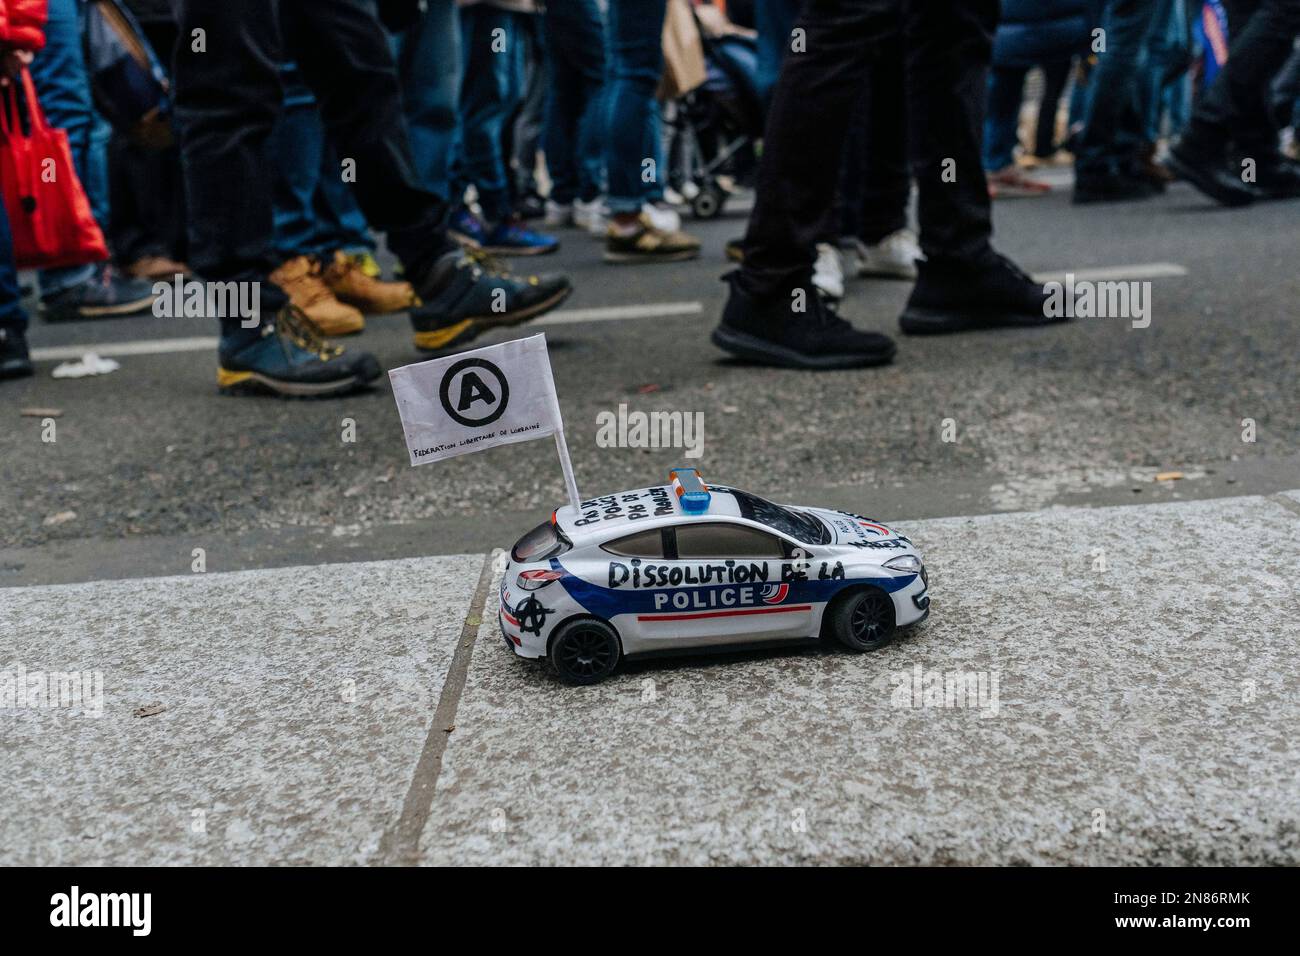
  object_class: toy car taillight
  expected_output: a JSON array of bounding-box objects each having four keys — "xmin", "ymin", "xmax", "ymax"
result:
[{"xmin": 517, "ymin": 569, "xmax": 564, "ymax": 590}]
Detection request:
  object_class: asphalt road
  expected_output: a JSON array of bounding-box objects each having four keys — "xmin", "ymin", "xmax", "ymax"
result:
[{"xmin": 1, "ymin": 176, "xmax": 1297, "ymax": 583}]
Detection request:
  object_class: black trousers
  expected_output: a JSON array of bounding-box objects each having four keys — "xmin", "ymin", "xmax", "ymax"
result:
[
  {"xmin": 1189, "ymin": 0, "xmax": 1300, "ymax": 153},
  {"xmin": 170, "ymin": 0, "xmax": 454, "ymax": 293},
  {"xmin": 739, "ymin": 0, "xmax": 997, "ymax": 298},
  {"xmin": 108, "ymin": 19, "xmax": 188, "ymax": 265},
  {"xmin": 836, "ymin": 36, "xmax": 909, "ymax": 245}
]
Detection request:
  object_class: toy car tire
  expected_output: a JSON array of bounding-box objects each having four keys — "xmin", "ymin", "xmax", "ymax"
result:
[
  {"xmin": 548, "ymin": 618, "xmax": 622, "ymax": 685},
  {"xmin": 829, "ymin": 586, "xmax": 896, "ymax": 653}
]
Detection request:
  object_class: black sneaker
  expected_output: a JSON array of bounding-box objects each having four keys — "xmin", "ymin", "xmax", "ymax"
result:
[
  {"xmin": 899, "ymin": 250, "xmax": 1057, "ymax": 335},
  {"xmin": 409, "ymin": 248, "xmax": 571, "ymax": 354},
  {"xmin": 216, "ymin": 306, "xmax": 381, "ymax": 397},
  {"xmin": 711, "ymin": 272, "xmax": 896, "ymax": 369},
  {"xmin": 40, "ymin": 264, "xmax": 157, "ymax": 322},
  {"xmin": 1252, "ymin": 153, "xmax": 1300, "ymax": 200},
  {"xmin": 0, "ymin": 326, "xmax": 33, "ymax": 380},
  {"xmin": 1166, "ymin": 138, "xmax": 1257, "ymax": 206},
  {"xmin": 1072, "ymin": 169, "xmax": 1159, "ymax": 204}
]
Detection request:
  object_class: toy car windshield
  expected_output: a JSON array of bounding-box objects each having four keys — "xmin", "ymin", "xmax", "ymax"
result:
[
  {"xmin": 728, "ymin": 488, "xmax": 832, "ymax": 544},
  {"xmin": 512, "ymin": 520, "xmax": 572, "ymax": 562}
]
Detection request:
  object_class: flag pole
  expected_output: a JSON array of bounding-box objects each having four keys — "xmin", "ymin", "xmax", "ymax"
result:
[{"xmin": 553, "ymin": 428, "xmax": 581, "ymax": 514}]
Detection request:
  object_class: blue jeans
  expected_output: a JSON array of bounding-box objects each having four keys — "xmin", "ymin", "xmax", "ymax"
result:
[
  {"xmin": 270, "ymin": 63, "xmax": 374, "ymax": 260},
  {"xmin": 1139, "ymin": 0, "xmax": 1191, "ymax": 141},
  {"xmin": 543, "ymin": 0, "xmax": 606, "ymax": 204},
  {"xmin": 0, "ymin": 200, "xmax": 26, "ymax": 331},
  {"xmin": 1075, "ymin": 0, "xmax": 1160, "ymax": 176},
  {"xmin": 983, "ymin": 66, "xmax": 1026, "ymax": 170},
  {"xmin": 604, "ymin": 0, "xmax": 667, "ymax": 214},
  {"xmin": 28, "ymin": 0, "xmax": 103, "ymax": 296},
  {"xmin": 393, "ymin": 0, "xmax": 462, "ymax": 202},
  {"xmin": 755, "ymin": 0, "xmax": 800, "ymax": 110},
  {"xmin": 456, "ymin": 7, "xmax": 529, "ymax": 223}
]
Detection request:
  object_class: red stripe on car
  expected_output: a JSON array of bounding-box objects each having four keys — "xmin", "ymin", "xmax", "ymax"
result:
[{"xmin": 637, "ymin": 604, "xmax": 813, "ymax": 622}]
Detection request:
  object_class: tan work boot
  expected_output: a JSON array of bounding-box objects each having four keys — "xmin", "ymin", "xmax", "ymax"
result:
[
  {"xmin": 269, "ymin": 255, "xmax": 365, "ymax": 336},
  {"xmin": 323, "ymin": 250, "xmax": 419, "ymax": 314}
]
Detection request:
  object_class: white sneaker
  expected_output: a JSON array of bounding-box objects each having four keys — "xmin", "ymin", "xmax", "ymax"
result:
[
  {"xmin": 577, "ymin": 198, "xmax": 608, "ymax": 237},
  {"xmin": 642, "ymin": 201, "xmax": 682, "ymax": 234},
  {"xmin": 852, "ymin": 228, "xmax": 922, "ymax": 280},
  {"xmin": 812, "ymin": 242, "xmax": 844, "ymax": 301},
  {"xmin": 543, "ymin": 199, "xmax": 573, "ymax": 227}
]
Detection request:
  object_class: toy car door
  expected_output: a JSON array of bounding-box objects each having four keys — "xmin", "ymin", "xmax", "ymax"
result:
[{"xmin": 630, "ymin": 520, "xmax": 815, "ymax": 649}]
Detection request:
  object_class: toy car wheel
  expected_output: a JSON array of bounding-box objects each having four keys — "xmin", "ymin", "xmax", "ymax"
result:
[
  {"xmin": 830, "ymin": 587, "xmax": 896, "ymax": 652},
  {"xmin": 548, "ymin": 618, "xmax": 621, "ymax": 685}
]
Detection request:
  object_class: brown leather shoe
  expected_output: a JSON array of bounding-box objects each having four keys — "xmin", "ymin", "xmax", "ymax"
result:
[
  {"xmin": 269, "ymin": 255, "xmax": 365, "ymax": 336},
  {"xmin": 124, "ymin": 255, "xmax": 191, "ymax": 281},
  {"xmin": 322, "ymin": 250, "xmax": 419, "ymax": 314}
]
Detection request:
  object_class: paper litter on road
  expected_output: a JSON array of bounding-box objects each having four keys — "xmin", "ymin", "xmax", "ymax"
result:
[{"xmin": 51, "ymin": 353, "xmax": 121, "ymax": 379}]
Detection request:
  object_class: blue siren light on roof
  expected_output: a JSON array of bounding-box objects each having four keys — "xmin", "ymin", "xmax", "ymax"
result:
[{"xmin": 669, "ymin": 466, "xmax": 710, "ymax": 513}]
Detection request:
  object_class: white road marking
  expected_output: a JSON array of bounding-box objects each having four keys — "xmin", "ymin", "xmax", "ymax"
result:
[
  {"xmin": 31, "ymin": 336, "xmax": 218, "ymax": 362},
  {"xmin": 1032, "ymin": 262, "xmax": 1188, "ymax": 283},
  {"xmin": 535, "ymin": 301, "xmax": 704, "ymax": 326}
]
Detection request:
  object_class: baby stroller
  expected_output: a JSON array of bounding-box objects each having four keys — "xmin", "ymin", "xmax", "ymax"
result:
[{"xmin": 663, "ymin": 18, "xmax": 764, "ymax": 219}]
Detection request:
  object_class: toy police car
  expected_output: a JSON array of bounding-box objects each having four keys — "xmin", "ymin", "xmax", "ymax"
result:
[{"xmin": 499, "ymin": 468, "xmax": 930, "ymax": 684}]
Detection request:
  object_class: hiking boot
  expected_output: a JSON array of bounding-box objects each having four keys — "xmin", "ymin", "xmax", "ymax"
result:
[
  {"xmin": 216, "ymin": 306, "xmax": 381, "ymax": 397},
  {"xmin": 322, "ymin": 250, "xmax": 418, "ymax": 314},
  {"xmin": 409, "ymin": 248, "xmax": 571, "ymax": 354},
  {"xmin": 269, "ymin": 255, "xmax": 365, "ymax": 336}
]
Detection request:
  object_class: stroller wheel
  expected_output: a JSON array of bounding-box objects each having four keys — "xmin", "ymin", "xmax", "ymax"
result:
[{"xmin": 691, "ymin": 185, "xmax": 726, "ymax": 219}]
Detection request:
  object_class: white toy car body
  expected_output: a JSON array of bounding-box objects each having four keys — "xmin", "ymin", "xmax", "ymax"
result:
[{"xmin": 499, "ymin": 468, "xmax": 929, "ymax": 684}]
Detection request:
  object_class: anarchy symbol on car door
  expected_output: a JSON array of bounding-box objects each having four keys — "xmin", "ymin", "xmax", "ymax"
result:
[{"xmin": 439, "ymin": 357, "xmax": 510, "ymax": 427}]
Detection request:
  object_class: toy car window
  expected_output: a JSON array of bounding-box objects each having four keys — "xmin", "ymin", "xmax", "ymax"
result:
[
  {"xmin": 674, "ymin": 522, "xmax": 784, "ymax": 559},
  {"xmin": 512, "ymin": 521, "xmax": 572, "ymax": 563},
  {"xmin": 727, "ymin": 488, "xmax": 831, "ymax": 545},
  {"xmin": 604, "ymin": 528, "xmax": 665, "ymax": 558}
]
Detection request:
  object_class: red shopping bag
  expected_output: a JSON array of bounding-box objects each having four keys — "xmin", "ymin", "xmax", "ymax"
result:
[{"xmin": 0, "ymin": 68, "xmax": 109, "ymax": 270}]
